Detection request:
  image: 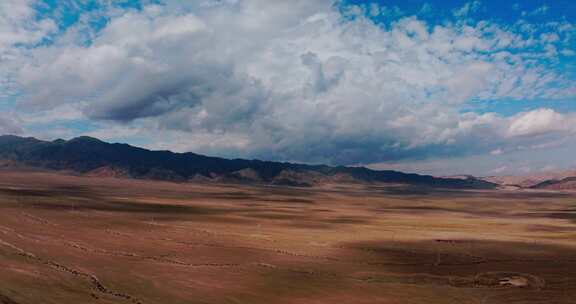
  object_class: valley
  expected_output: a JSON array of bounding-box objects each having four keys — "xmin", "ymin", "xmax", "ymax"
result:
[{"xmin": 0, "ymin": 170, "xmax": 575, "ymax": 303}]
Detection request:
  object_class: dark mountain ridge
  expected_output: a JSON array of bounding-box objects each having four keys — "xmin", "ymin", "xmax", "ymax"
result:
[{"xmin": 0, "ymin": 135, "xmax": 496, "ymax": 188}]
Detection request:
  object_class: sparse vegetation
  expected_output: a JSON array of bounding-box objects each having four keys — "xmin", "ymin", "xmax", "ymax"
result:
[{"xmin": 0, "ymin": 170, "xmax": 575, "ymax": 303}]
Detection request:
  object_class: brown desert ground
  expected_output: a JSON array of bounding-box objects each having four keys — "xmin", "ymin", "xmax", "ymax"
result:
[{"xmin": 0, "ymin": 170, "xmax": 575, "ymax": 304}]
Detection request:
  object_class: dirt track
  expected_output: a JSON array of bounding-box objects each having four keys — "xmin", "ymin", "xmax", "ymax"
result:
[{"xmin": 0, "ymin": 171, "xmax": 575, "ymax": 303}]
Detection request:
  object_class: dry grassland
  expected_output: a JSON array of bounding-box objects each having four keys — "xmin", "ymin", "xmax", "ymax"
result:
[{"xmin": 0, "ymin": 171, "xmax": 575, "ymax": 303}]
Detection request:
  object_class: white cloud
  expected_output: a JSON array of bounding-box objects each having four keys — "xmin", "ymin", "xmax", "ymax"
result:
[
  {"xmin": 0, "ymin": 0, "xmax": 56, "ymax": 50},
  {"xmin": 0, "ymin": 112, "xmax": 22, "ymax": 135},
  {"xmin": 490, "ymin": 166, "xmax": 508, "ymax": 174},
  {"xmin": 0, "ymin": 0, "xmax": 57, "ymax": 104},
  {"xmin": 453, "ymin": 1, "xmax": 482, "ymax": 17},
  {"xmin": 507, "ymin": 108, "xmax": 576, "ymax": 137},
  {"xmin": 3, "ymin": 0, "xmax": 576, "ymax": 165},
  {"xmin": 529, "ymin": 5, "xmax": 549, "ymax": 16},
  {"xmin": 19, "ymin": 103, "xmax": 86, "ymax": 125},
  {"xmin": 490, "ymin": 148, "xmax": 503, "ymax": 156}
]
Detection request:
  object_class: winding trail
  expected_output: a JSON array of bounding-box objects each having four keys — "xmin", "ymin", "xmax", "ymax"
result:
[{"xmin": 0, "ymin": 236, "xmax": 143, "ymax": 304}]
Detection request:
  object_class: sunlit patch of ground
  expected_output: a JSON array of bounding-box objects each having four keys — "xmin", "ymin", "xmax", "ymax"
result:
[{"xmin": 0, "ymin": 170, "xmax": 575, "ymax": 303}]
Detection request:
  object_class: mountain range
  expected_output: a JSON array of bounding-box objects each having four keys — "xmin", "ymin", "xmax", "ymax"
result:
[
  {"xmin": 0, "ymin": 135, "xmax": 496, "ymax": 189},
  {"xmin": 483, "ymin": 170, "xmax": 576, "ymax": 190}
]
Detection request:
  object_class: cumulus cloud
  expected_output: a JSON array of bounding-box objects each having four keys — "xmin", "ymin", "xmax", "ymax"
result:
[
  {"xmin": 507, "ymin": 108, "xmax": 576, "ymax": 137},
  {"xmin": 4, "ymin": 0, "xmax": 576, "ymax": 165}
]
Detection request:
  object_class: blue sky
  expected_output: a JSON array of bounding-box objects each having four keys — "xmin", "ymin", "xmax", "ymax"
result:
[
  {"xmin": 344, "ymin": 0, "xmax": 576, "ymax": 116},
  {"xmin": 0, "ymin": 0, "xmax": 575, "ymax": 176}
]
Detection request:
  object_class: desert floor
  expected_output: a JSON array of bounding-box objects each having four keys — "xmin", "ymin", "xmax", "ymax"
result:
[{"xmin": 0, "ymin": 170, "xmax": 575, "ymax": 304}]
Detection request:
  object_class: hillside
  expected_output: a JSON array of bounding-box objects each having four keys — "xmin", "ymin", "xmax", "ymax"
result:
[
  {"xmin": 531, "ymin": 177, "xmax": 576, "ymax": 190},
  {"xmin": 484, "ymin": 170, "xmax": 576, "ymax": 188},
  {"xmin": 0, "ymin": 135, "xmax": 495, "ymax": 189}
]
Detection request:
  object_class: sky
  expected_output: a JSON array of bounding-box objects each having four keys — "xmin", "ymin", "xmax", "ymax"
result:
[{"xmin": 0, "ymin": 0, "xmax": 575, "ymax": 176}]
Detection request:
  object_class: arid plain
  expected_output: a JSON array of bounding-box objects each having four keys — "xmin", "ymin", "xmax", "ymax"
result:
[{"xmin": 0, "ymin": 170, "xmax": 575, "ymax": 304}]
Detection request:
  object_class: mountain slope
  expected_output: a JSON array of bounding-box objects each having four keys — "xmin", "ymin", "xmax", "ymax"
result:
[
  {"xmin": 531, "ymin": 177, "xmax": 576, "ymax": 190},
  {"xmin": 483, "ymin": 170, "xmax": 576, "ymax": 188},
  {"xmin": 0, "ymin": 135, "xmax": 496, "ymax": 188}
]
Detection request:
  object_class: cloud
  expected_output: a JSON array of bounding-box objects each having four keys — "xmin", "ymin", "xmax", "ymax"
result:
[
  {"xmin": 0, "ymin": 0, "xmax": 56, "ymax": 50},
  {"xmin": 490, "ymin": 166, "xmax": 508, "ymax": 174},
  {"xmin": 19, "ymin": 103, "xmax": 85, "ymax": 125},
  {"xmin": 4, "ymin": 0, "xmax": 576, "ymax": 165},
  {"xmin": 527, "ymin": 5, "xmax": 549, "ymax": 16},
  {"xmin": 490, "ymin": 148, "xmax": 503, "ymax": 156},
  {"xmin": 507, "ymin": 108, "xmax": 576, "ymax": 137},
  {"xmin": 453, "ymin": 1, "xmax": 482, "ymax": 17},
  {"xmin": 0, "ymin": 0, "xmax": 57, "ymax": 101},
  {"xmin": 0, "ymin": 113, "xmax": 22, "ymax": 135}
]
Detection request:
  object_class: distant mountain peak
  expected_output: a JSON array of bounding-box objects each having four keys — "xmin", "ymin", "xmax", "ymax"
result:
[
  {"xmin": 68, "ymin": 136, "xmax": 103, "ymax": 143},
  {"xmin": 0, "ymin": 134, "xmax": 497, "ymax": 189}
]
